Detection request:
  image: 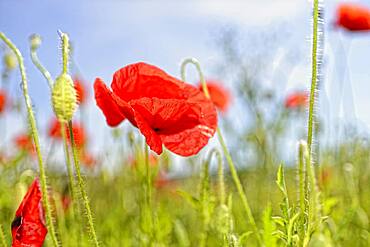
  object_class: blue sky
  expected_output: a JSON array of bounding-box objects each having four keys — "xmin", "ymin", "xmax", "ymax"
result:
[{"xmin": 1, "ymin": 0, "xmax": 370, "ymax": 165}]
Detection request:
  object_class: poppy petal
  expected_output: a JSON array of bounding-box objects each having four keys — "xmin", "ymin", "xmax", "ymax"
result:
[
  {"xmin": 12, "ymin": 178, "xmax": 47, "ymax": 247},
  {"xmin": 94, "ymin": 78, "xmax": 126, "ymax": 127},
  {"xmin": 161, "ymin": 103, "xmax": 217, "ymax": 156},
  {"xmin": 134, "ymin": 112, "xmax": 163, "ymax": 154},
  {"xmin": 111, "ymin": 62, "xmax": 186, "ymax": 101},
  {"xmin": 130, "ymin": 97, "xmax": 217, "ymax": 156}
]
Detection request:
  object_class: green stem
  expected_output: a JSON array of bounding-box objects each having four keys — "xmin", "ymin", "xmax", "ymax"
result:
[
  {"xmin": 307, "ymin": 0, "xmax": 319, "ymax": 154},
  {"xmin": 0, "ymin": 224, "xmax": 7, "ymax": 247},
  {"xmin": 207, "ymin": 149, "xmax": 225, "ymax": 205},
  {"xmin": 60, "ymin": 122, "xmax": 77, "ymax": 210},
  {"xmin": 298, "ymin": 141, "xmax": 306, "ymax": 216},
  {"xmin": 145, "ymin": 144, "xmax": 152, "ymax": 206},
  {"xmin": 29, "ymin": 34, "xmax": 53, "ymax": 89},
  {"xmin": 180, "ymin": 58, "xmax": 262, "ymax": 245},
  {"xmin": 0, "ymin": 32, "xmax": 60, "ymax": 247},
  {"xmin": 68, "ymin": 121, "xmax": 99, "ymax": 247}
]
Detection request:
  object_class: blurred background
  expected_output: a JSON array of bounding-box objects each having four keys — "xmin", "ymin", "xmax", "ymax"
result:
[{"xmin": 1, "ymin": 0, "xmax": 370, "ymax": 170}]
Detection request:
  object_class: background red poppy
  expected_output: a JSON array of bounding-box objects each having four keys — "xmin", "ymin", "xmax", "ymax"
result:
[
  {"xmin": 198, "ymin": 80, "xmax": 231, "ymax": 113},
  {"xmin": 335, "ymin": 3, "xmax": 370, "ymax": 31}
]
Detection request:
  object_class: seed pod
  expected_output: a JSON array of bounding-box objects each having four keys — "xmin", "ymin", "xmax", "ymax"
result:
[{"xmin": 52, "ymin": 73, "xmax": 77, "ymax": 122}]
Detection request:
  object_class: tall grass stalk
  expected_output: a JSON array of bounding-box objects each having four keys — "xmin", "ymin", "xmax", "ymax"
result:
[
  {"xmin": 180, "ymin": 58, "xmax": 262, "ymax": 245},
  {"xmin": 0, "ymin": 32, "xmax": 60, "ymax": 247}
]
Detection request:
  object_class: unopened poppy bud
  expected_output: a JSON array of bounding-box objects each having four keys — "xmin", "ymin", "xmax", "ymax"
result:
[
  {"xmin": 29, "ymin": 34, "xmax": 42, "ymax": 50},
  {"xmin": 3, "ymin": 52, "xmax": 17, "ymax": 71},
  {"xmin": 52, "ymin": 73, "xmax": 77, "ymax": 122}
]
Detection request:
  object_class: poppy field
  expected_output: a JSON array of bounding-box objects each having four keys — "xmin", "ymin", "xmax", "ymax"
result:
[{"xmin": 1, "ymin": 1, "xmax": 370, "ymax": 246}]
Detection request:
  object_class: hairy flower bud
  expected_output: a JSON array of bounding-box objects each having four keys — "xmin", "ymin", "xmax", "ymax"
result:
[
  {"xmin": 52, "ymin": 73, "xmax": 77, "ymax": 122},
  {"xmin": 3, "ymin": 52, "xmax": 17, "ymax": 71}
]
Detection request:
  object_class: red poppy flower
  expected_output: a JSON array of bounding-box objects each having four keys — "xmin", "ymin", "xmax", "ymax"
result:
[
  {"xmin": 74, "ymin": 77, "xmax": 87, "ymax": 105},
  {"xmin": 0, "ymin": 89, "xmax": 7, "ymax": 113},
  {"xmin": 284, "ymin": 91, "xmax": 308, "ymax": 109},
  {"xmin": 335, "ymin": 3, "xmax": 370, "ymax": 31},
  {"xmin": 94, "ymin": 62, "xmax": 217, "ymax": 156},
  {"xmin": 62, "ymin": 194, "xmax": 72, "ymax": 211},
  {"xmin": 198, "ymin": 80, "xmax": 231, "ymax": 113},
  {"xmin": 11, "ymin": 178, "xmax": 47, "ymax": 247},
  {"xmin": 14, "ymin": 133, "xmax": 35, "ymax": 155},
  {"xmin": 80, "ymin": 151, "xmax": 97, "ymax": 168},
  {"xmin": 48, "ymin": 118, "xmax": 86, "ymax": 148}
]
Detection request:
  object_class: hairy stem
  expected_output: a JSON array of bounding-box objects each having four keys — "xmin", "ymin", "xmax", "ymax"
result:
[
  {"xmin": 0, "ymin": 32, "xmax": 60, "ymax": 247},
  {"xmin": 68, "ymin": 121, "xmax": 99, "ymax": 246},
  {"xmin": 180, "ymin": 58, "xmax": 262, "ymax": 245},
  {"xmin": 207, "ymin": 149, "xmax": 225, "ymax": 205},
  {"xmin": 307, "ymin": 0, "xmax": 319, "ymax": 154},
  {"xmin": 0, "ymin": 224, "xmax": 7, "ymax": 247},
  {"xmin": 60, "ymin": 123, "xmax": 77, "ymax": 212}
]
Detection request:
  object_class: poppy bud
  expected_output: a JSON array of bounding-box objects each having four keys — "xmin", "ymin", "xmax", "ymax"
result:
[
  {"xmin": 52, "ymin": 73, "xmax": 77, "ymax": 122},
  {"xmin": 3, "ymin": 52, "xmax": 17, "ymax": 71},
  {"xmin": 29, "ymin": 34, "xmax": 42, "ymax": 50}
]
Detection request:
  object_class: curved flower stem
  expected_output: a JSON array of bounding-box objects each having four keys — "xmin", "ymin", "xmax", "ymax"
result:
[
  {"xmin": 0, "ymin": 32, "xmax": 60, "ymax": 247},
  {"xmin": 0, "ymin": 224, "xmax": 7, "ymax": 247},
  {"xmin": 180, "ymin": 58, "xmax": 262, "ymax": 245},
  {"xmin": 29, "ymin": 34, "xmax": 53, "ymax": 89},
  {"xmin": 68, "ymin": 121, "xmax": 99, "ymax": 247},
  {"xmin": 307, "ymin": 0, "xmax": 320, "ymax": 154}
]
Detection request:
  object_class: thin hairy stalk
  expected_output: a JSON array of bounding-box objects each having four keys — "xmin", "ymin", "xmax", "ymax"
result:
[
  {"xmin": 29, "ymin": 34, "xmax": 53, "ymax": 89},
  {"xmin": 0, "ymin": 32, "xmax": 60, "ymax": 247},
  {"xmin": 144, "ymin": 144, "xmax": 152, "ymax": 207},
  {"xmin": 307, "ymin": 0, "xmax": 320, "ymax": 153},
  {"xmin": 144, "ymin": 142, "xmax": 155, "ymax": 243},
  {"xmin": 60, "ymin": 123, "xmax": 77, "ymax": 211},
  {"xmin": 199, "ymin": 158, "xmax": 211, "ymax": 247},
  {"xmin": 180, "ymin": 58, "xmax": 262, "ymax": 245},
  {"xmin": 298, "ymin": 141, "xmax": 308, "ymax": 244},
  {"xmin": 207, "ymin": 149, "xmax": 225, "ymax": 205},
  {"xmin": 298, "ymin": 142, "xmax": 306, "ymax": 217},
  {"xmin": 0, "ymin": 224, "xmax": 6, "ymax": 247},
  {"xmin": 68, "ymin": 121, "xmax": 99, "ymax": 247},
  {"xmin": 300, "ymin": 140, "xmax": 320, "ymax": 247}
]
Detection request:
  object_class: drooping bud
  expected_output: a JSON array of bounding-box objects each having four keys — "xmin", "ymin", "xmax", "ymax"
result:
[
  {"xmin": 29, "ymin": 34, "xmax": 42, "ymax": 50},
  {"xmin": 3, "ymin": 51, "xmax": 17, "ymax": 71},
  {"xmin": 52, "ymin": 73, "xmax": 77, "ymax": 122}
]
